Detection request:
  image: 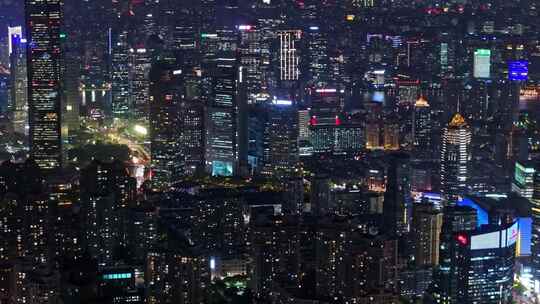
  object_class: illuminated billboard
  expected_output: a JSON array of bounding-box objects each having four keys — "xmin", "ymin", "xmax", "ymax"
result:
[
  {"xmin": 471, "ymin": 231, "xmax": 500, "ymax": 250},
  {"xmin": 469, "ymin": 222, "xmax": 519, "ymax": 250},
  {"xmin": 473, "ymin": 49, "xmax": 491, "ymax": 79},
  {"xmin": 505, "ymin": 221, "xmax": 519, "ymax": 247},
  {"xmin": 508, "ymin": 60, "xmax": 528, "ymax": 81},
  {"xmin": 212, "ymin": 161, "xmax": 233, "ymax": 177}
]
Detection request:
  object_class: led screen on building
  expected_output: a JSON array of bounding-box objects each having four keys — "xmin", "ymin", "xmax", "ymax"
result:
[
  {"xmin": 474, "ymin": 49, "xmax": 491, "ymax": 79},
  {"xmin": 212, "ymin": 161, "xmax": 233, "ymax": 177},
  {"xmin": 471, "ymin": 231, "xmax": 500, "ymax": 250},
  {"xmin": 509, "ymin": 60, "xmax": 528, "ymax": 81}
]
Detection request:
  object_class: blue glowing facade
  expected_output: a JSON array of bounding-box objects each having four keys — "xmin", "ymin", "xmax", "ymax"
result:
[
  {"xmin": 458, "ymin": 197, "xmax": 532, "ymax": 256},
  {"xmin": 508, "ymin": 60, "xmax": 529, "ymax": 81}
]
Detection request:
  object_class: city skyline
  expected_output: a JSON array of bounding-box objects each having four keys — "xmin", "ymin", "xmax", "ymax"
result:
[{"xmin": 0, "ymin": 0, "xmax": 538, "ymax": 303}]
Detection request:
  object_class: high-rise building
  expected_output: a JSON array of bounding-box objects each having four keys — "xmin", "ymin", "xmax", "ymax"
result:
[
  {"xmin": 9, "ymin": 33, "xmax": 28, "ymax": 134},
  {"xmin": 383, "ymin": 153, "xmax": 410, "ymax": 235},
  {"xmin": 111, "ymin": 28, "xmax": 131, "ymax": 119},
  {"xmin": 412, "ymin": 96, "xmax": 431, "ymax": 158},
  {"xmin": 25, "ymin": 0, "xmax": 64, "ymax": 170},
  {"xmin": 261, "ymin": 102, "xmax": 299, "ymax": 179},
  {"xmin": 277, "ymin": 30, "xmax": 301, "ymax": 82},
  {"xmin": 149, "ymin": 56, "xmax": 184, "ymax": 189},
  {"xmin": 440, "ymin": 113, "xmax": 472, "ymax": 204},
  {"xmin": 131, "ymin": 47, "xmax": 151, "ymax": 124},
  {"xmin": 205, "ymin": 54, "xmax": 247, "ymax": 176},
  {"xmin": 412, "ymin": 202, "xmax": 442, "ymax": 267},
  {"xmin": 453, "ymin": 223, "xmax": 517, "ymax": 304},
  {"xmin": 432, "ymin": 206, "xmax": 477, "ymax": 304}
]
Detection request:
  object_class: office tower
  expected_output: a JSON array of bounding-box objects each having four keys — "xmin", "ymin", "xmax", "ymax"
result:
[
  {"xmin": 261, "ymin": 102, "xmax": 299, "ymax": 179},
  {"xmin": 412, "ymin": 203, "xmax": 442, "ymax": 267},
  {"xmin": 383, "ymin": 154, "xmax": 410, "ymax": 235},
  {"xmin": 80, "ymin": 160, "xmax": 136, "ymax": 268},
  {"xmin": 238, "ymin": 25, "xmax": 267, "ymax": 104},
  {"xmin": 8, "ymin": 33, "xmax": 28, "ymax": 134},
  {"xmin": 305, "ymin": 25, "xmax": 329, "ymax": 87},
  {"xmin": 180, "ymin": 101, "xmax": 205, "ymax": 176},
  {"xmin": 512, "ymin": 161, "xmax": 537, "ymax": 199},
  {"xmin": 111, "ymin": 28, "xmax": 131, "ymax": 119},
  {"xmin": 432, "ymin": 206, "xmax": 477, "ymax": 304},
  {"xmin": 277, "ymin": 30, "xmax": 301, "ymax": 82},
  {"xmin": 25, "ymin": 0, "xmax": 64, "ymax": 170},
  {"xmin": 205, "ymin": 54, "xmax": 247, "ymax": 176},
  {"xmin": 454, "ymin": 223, "xmax": 517, "ymax": 304},
  {"xmin": 473, "ymin": 49, "xmax": 491, "ymax": 79},
  {"xmin": 131, "ymin": 47, "xmax": 151, "ymax": 124},
  {"xmin": 149, "ymin": 55, "xmax": 184, "ymax": 189},
  {"xmin": 440, "ymin": 113, "xmax": 472, "ymax": 204},
  {"xmin": 412, "ymin": 96, "xmax": 431, "ymax": 158}
]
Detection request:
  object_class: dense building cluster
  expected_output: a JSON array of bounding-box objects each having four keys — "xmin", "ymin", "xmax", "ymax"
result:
[{"xmin": 0, "ymin": 0, "xmax": 539, "ymax": 303}]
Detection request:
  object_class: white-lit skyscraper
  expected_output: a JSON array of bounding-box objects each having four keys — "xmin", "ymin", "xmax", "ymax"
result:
[
  {"xmin": 9, "ymin": 33, "xmax": 28, "ymax": 134},
  {"xmin": 25, "ymin": 0, "xmax": 64, "ymax": 170},
  {"xmin": 440, "ymin": 113, "xmax": 472, "ymax": 204},
  {"xmin": 277, "ymin": 30, "xmax": 301, "ymax": 82}
]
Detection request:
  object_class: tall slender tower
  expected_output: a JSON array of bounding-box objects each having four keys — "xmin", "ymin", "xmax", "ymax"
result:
[
  {"xmin": 25, "ymin": 0, "xmax": 64, "ymax": 170},
  {"xmin": 440, "ymin": 113, "xmax": 472, "ymax": 204},
  {"xmin": 412, "ymin": 96, "xmax": 431, "ymax": 158}
]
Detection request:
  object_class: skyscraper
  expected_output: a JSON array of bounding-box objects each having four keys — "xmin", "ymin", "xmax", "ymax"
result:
[
  {"xmin": 149, "ymin": 55, "xmax": 183, "ymax": 190},
  {"xmin": 277, "ymin": 30, "xmax": 301, "ymax": 82},
  {"xmin": 261, "ymin": 102, "xmax": 299, "ymax": 179},
  {"xmin": 432, "ymin": 206, "xmax": 477, "ymax": 304},
  {"xmin": 205, "ymin": 54, "xmax": 247, "ymax": 177},
  {"xmin": 383, "ymin": 153, "xmax": 410, "ymax": 235},
  {"xmin": 25, "ymin": 0, "xmax": 64, "ymax": 170},
  {"xmin": 440, "ymin": 113, "xmax": 472, "ymax": 204},
  {"xmin": 412, "ymin": 202, "xmax": 442, "ymax": 268},
  {"xmin": 412, "ymin": 96, "xmax": 431, "ymax": 158},
  {"xmin": 454, "ymin": 223, "xmax": 517, "ymax": 304},
  {"xmin": 111, "ymin": 27, "xmax": 131, "ymax": 119},
  {"xmin": 9, "ymin": 33, "xmax": 28, "ymax": 134}
]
